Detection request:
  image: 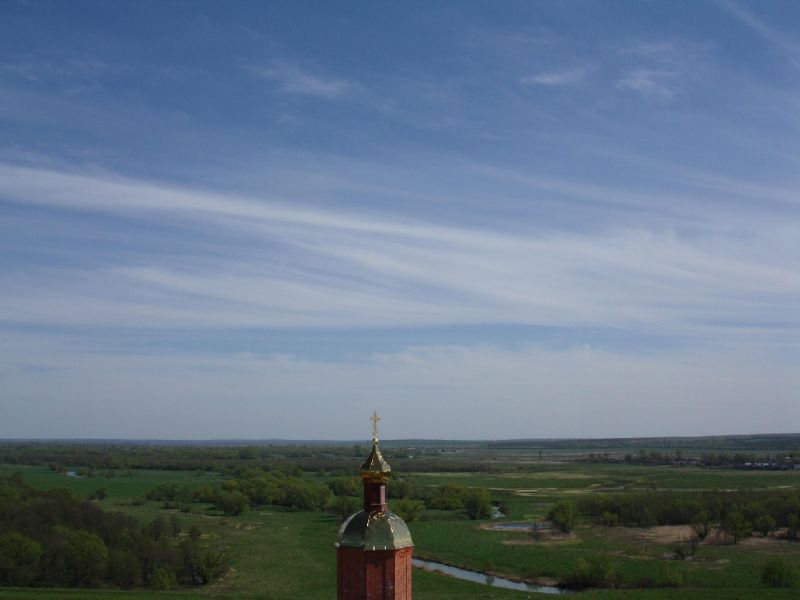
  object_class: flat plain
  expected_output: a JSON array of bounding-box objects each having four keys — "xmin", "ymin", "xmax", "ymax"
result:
[{"xmin": 1, "ymin": 441, "xmax": 799, "ymax": 599}]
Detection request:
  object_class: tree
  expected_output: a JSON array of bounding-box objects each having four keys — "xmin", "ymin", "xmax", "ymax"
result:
[
  {"xmin": 721, "ymin": 511, "xmax": 751, "ymax": 544},
  {"xmin": 0, "ymin": 532, "xmax": 42, "ymax": 586},
  {"xmin": 215, "ymin": 490, "xmax": 249, "ymax": 516},
  {"xmin": 328, "ymin": 477, "xmax": 360, "ymax": 497},
  {"xmin": 327, "ymin": 495, "xmax": 360, "ymax": 522},
  {"xmin": 691, "ymin": 510, "xmax": 713, "ymax": 541},
  {"xmin": 148, "ymin": 516, "xmax": 167, "ymax": 541},
  {"xmin": 170, "ymin": 515, "xmax": 183, "ymax": 538},
  {"xmin": 393, "ymin": 499, "xmax": 426, "ymax": 523},
  {"xmin": 787, "ymin": 514, "xmax": 799, "ymax": 542},
  {"xmin": 428, "ymin": 484, "xmax": 464, "ymax": 510},
  {"xmin": 463, "ymin": 488, "xmax": 492, "ymax": 520},
  {"xmin": 106, "ymin": 548, "xmax": 141, "ymax": 589},
  {"xmin": 548, "ymin": 499, "xmax": 578, "ymax": 533},
  {"xmin": 754, "ymin": 514, "xmax": 776, "ymax": 537},
  {"xmin": 45, "ymin": 526, "xmax": 109, "ymax": 587}
]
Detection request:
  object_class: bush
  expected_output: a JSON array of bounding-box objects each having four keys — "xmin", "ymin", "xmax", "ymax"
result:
[
  {"xmin": 215, "ymin": 490, "xmax": 249, "ymax": 516},
  {"xmin": 672, "ymin": 537, "xmax": 698, "ymax": 560},
  {"xmin": 721, "ymin": 510, "xmax": 751, "ymax": 544},
  {"xmin": 427, "ymin": 484, "xmax": 465, "ymax": 510},
  {"xmin": 601, "ymin": 511, "xmax": 619, "ymax": 527},
  {"xmin": 762, "ymin": 558, "xmax": 796, "ymax": 588},
  {"xmin": 462, "ymin": 488, "xmax": 492, "ymax": 520},
  {"xmin": 564, "ymin": 555, "xmax": 620, "ymax": 589},
  {"xmin": 787, "ymin": 514, "xmax": 799, "ymax": 541},
  {"xmin": 754, "ymin": 514, "xmax": 776, "ymax": 537},
  {"xmin": 548, "ymin": 499, "xmax": 578, "ymax": 533},
  {"xmin": 637, "ymin": 564, "xmax": 685, "ymax": 588},
  {"xmin": 691, "ymin": 510, "xmax": 712, "ymax": 541}
]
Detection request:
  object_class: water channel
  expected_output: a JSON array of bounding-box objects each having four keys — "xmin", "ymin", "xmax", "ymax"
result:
[
  {"xmin": 485, "ymin": 521, "xmax": 551, "ymax": 532},
  {"xmin": 413, "ymin": 558, "xmax": 569, "ymax": 595}
]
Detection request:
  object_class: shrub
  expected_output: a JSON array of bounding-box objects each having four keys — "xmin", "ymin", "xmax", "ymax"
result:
[
  {"xmin": 691, "ymin": 510, "xmax": 712, "ymax": 541},
  {"xmin": 462, "ymin": 488, "xmax": 492, "ymax": 520},
  {"xmin": 787, "ymin": 514, "xmax": 799, "ymax": 541},
  {"xmin": 601, "ymin": 511, "xmax": 619, "ymax": 527},
  {"xmin": 754, "ymin": 515, "xmax": 776, "ymax": 537},
  {"xmin": 564, "ymin": 555, "xmax": 619, "ymax": 589},
  {"xmin": 762, "ymin": 558, "xmax": 796, "ymax": 588},
  {"xmin": 215, "ymin": 490, "xmax": 249, "ymax": 516},
  {"xmin": 672, "ymin": 537, "xmax": 698, "ymax": 560},
  {"xmin": 548, "ymin": 499, "xmax": 578, "ymax": 533}
]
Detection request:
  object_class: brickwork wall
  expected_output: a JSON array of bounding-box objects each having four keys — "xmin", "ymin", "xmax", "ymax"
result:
[{"xmin": 337, "ymin": 547, "xmax": 412, "ymax": 600}]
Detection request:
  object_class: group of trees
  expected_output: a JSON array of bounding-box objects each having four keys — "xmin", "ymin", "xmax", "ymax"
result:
[
  {"xmin": 0, "ymin": 442, "xmax": 453, "ymax": 475},
  {"xmin": 148, "ymin": 469, "xmax": 493, "ymax": 521},
  {"xmin": 578, "ymin": 490, "xmax": 800, "ymax": 542},
  {"xmin": 145, "ymin": 470, "xmax": 493, "ymax": 522},
  {"xmin": 147, "ymin": 468, "xmax": 332, "ymax": 516},
  {"xmin": 583, "ymin": 449, "xmax": 800, "ymax": 469},
  {"xmin": 0, "ymin": 473, "xmax": 228, "ymax": 590},
  {"xmin": 327, "ymin": 477, "xmax": 492, "ymax": 522},
  {"xmin": 388, "ymin": 480, "xmax": 492, "ymax": 520}
]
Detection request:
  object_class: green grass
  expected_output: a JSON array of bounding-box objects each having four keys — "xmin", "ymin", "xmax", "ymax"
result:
[{"xmin": 0, "ymin": 464, "xmax": 224, "ymax": 499}]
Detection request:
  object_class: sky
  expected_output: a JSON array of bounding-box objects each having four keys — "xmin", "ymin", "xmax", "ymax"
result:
[{"xmin": 1, "ymin": 0, "xmax": 799, "ymax": 440}]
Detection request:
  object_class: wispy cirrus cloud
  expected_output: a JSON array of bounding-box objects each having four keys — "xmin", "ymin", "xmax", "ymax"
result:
[
  {"xmin": 252, "ymin": 60, "xmax": 354, "ymax": 99},
  {"xmin": 1, "ymin": 163, "xmax": 798, "ymax": 340},
  {"xmin": 519, "ymin": 67, "xmax": 586, "ymax": 87},
  {"xmin": 717, "ymin": 0, "xmax": 800, "ymax": 71},
  {"xmin": 616, "ymin": 39, "xmax": 711, "ymax": 98},
  {"xmin": 617, "ymin": 67, "xmax": 677, "ymax": 98}
]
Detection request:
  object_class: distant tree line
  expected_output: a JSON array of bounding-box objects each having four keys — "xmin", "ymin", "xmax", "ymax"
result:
[
  {"xmin": 0, "ymin": 473, "xmax": 228, "ymax": 590},
  {"xmin": 144, "ymin": 469, "xmax": 493, "ymax": 522},
  {"xmin": 582, "ymin": 449, "xmax": 799, "ymax": 468},
  {"xmin": 577, "ymin": 490, "xmax": 800, "ymax": 542},
  {"xmin": 0, "ymin": 443, "xmax": 496, "ymax": 475}
]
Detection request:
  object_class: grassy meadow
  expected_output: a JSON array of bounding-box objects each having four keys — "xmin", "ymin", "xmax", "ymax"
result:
[{"xmin": 1, "ymin": 448, "xmax": 800, "ymax": 599}]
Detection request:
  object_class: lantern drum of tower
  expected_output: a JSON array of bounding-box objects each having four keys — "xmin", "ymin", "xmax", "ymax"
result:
[{"xmin": 336, "ymin": 414, "xmax": 413, "ymax": 600}]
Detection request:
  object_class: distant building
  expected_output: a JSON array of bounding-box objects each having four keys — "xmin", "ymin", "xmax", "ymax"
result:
[{"xmin": 336, "ymin": 412, "xmax": 413, "ymax": 599}]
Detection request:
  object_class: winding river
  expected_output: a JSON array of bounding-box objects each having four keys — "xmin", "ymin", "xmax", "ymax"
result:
[{"xmin": 413, "ymin": 558, "xmax": 569, "ymax": 595}]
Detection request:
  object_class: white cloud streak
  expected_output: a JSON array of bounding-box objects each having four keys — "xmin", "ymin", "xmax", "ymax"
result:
[
  {"xmin": 0, "ymin": 163, "xmax": 798, "ymax": 339},
  {"xmin": 520, "ymin": 68, "xmax": 585, "ymax": 86},
  {"xmin": 717, "ymin": 0, "xmax": 800, "ymax": 71},
  {"xmin": 253, "ymin": 60, "xmax": 353, "ymax": 98}
]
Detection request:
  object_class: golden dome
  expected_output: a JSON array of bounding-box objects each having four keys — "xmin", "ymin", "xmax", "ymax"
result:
[
  {"xmin": 336, "ymin": 509, "xmax": 413, "ymax": 550},
  {"xmin": 359, "ymin": 441, "xmax": 391, "ymax": 482}
]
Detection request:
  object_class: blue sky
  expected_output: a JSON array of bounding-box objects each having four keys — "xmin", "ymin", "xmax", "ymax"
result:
[{"xmin": 1, "ymin": 0, "xmax": 799, "ymax": 439}]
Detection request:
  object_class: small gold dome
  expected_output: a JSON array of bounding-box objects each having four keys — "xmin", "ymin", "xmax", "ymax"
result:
[
  {"xmin": 336, "ymin": 510, "xmax": 413, "ymax": 551},
  {"xmin": 359, "ymin": 441, "xmax": 391, "ymax": 482}
]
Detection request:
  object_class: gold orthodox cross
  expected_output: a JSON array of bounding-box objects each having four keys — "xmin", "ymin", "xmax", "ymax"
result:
[{"xmin": 371, "ymin": 410, "xmax": 380, "ymax": 442}]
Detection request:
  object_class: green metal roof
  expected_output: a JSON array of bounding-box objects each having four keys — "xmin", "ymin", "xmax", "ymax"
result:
[{"xmin": 336, "ymin": 509, "xmax": 413, "ymax": 551}]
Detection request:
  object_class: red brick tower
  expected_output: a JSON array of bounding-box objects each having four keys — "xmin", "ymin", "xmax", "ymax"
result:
[{"xmin": 336, "ymin": 412, "xmax": 413, "ymax": 600}]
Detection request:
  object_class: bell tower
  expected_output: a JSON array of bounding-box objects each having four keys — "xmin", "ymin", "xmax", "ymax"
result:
[{"xmin": 336, "ymin": 411, "xmax": 413, "ymax": 600}]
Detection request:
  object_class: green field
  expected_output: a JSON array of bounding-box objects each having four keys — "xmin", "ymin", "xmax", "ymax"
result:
[{"xmin": 1, "ymin": 460, "xmax": 799, "ymax": 599}]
